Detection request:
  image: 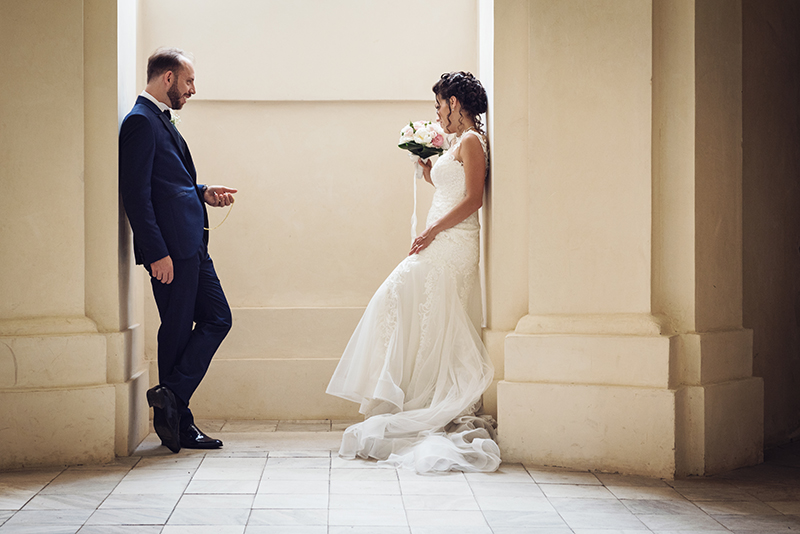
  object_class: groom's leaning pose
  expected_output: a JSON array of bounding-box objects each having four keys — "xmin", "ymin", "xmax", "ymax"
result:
[{"xmin": 119, "ymin": 47, "xmax": 236, "ymax": 453}]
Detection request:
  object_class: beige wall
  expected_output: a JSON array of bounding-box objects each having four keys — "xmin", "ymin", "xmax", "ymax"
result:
[
  {"xmin": 742, "ymin": 0, "xmax": 800, "ymax": 446},
  {"xmin": 134, "ymin": 0, "xmax": 482, "ymax": 419}
]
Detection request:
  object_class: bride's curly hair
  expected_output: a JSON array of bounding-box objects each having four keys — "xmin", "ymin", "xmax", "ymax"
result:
[{"xmin": 432, "ymin": 71, "xmax": 488, "ymax": 134}]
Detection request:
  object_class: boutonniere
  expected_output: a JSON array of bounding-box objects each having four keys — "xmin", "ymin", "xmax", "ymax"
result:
[{"xmin": 169, "ymin": 111, "xmax": 181, "ymax": 128}]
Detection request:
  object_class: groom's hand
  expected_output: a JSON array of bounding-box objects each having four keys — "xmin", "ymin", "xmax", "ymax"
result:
[
  {"xmin": 204, "ymin": 185, "xmax": 238, "ymax": 207},
  {"xmin": 150, "ymin": 255, "xmax": 174, "ymax": 284}
]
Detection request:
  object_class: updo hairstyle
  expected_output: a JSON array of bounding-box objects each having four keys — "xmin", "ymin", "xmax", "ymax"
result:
[{"xmin": 432, "ymin": 71, "xmax": 488, "ymax": 134}]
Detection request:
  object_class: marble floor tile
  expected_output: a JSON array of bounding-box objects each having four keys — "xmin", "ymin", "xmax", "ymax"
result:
[
  {"xmin": 84, "ymin": 507, "xmax": 172, "ymax": 525},
  {"xmin": 1, "ymin": 509, "xmax": 92, "ymax": 527},
  {"xmin": 220, "ymin": 421, "xmax": 279, "ymax": 433},
  {"xmin": 111, "ymin": 477, "xmax": 189, "ymax": 495},
  {"xmin": 410, "ymin": 526, "xmax": 493, "ymax": 534},
  {"xmin": 636, "ymin": 512, "xmax": 726, "ymax": 531},
  {"xmin": 163, "ymin": 527, "xmax": 245, "ymax": 534},
  {"xmin": 267, "ymin": 450, "xmax": 331, "ymax": 458},
  {"xmin": 21, "ymin": 493, "xmax": 107, "ymax": 511},
  {"xmin": 245, "ymin": 527, "xmax": 326, "ymax": 534},
  {"xmin": 329, "ymin": 494, "xmax": 405, "ymax": 510},
  {"xmin": 399, "ymin": 480, "xmax": 473, "ymax": 496},
  {"xmin": 402, "ymin": 494, "xmax": 481, "ymax": 511},
  {"xmin": 330, "ymin": 457, "xmax": 394, "ymax": 469},
  {"xmin": 256, "ymin": 479, "xmax": 328, "ymax": 495},
  {"xmin": 192, "ymin": 468, "xmax": 263, "ymax": 481},
  {"xmin": 329, "ymin": 527, "xmax": 410, "ymax": 534},
  {"xmin": 251, "ymin": 493, "xmax": 328, "ymax": 509},
  {"xmin": 710, "ymin": 512, "xmax": 800, "ymax": 530},
  {"xmin": 78, "ymin": 526, "xmax": 163, "ymax": 533},
  {"xmin": 184, "ymin": 479, "xmax": 259, "ymax": 494},
  {"xmin": 675, "ymin": 486, "xmax": 758, "ymax": 502},
  {"xmin": 594, "ymin": 473, "xmax": 671, "ymax": 487},
  {"xmin": 406, "ymin": 510, "xmax": 487, "ymax": 528},
  {"xmin": 176, "ymin": 494, "xmax": 256, "ymax": 509},
  {"xmin": 396, "ymin": 469, "xmax": 464, "ymax": 482},
  {"xmin": 525, "ymin": 466, "xmax": 602, "ymax": 485},
  {"xmin": 0, "ymin": 469, "xmax": 65, "ymax": 488},
  {"xmin": 98, "ymin": 493, "xmax": 180, "ymax": 510},
  {"xmin": 540, "ymin": 484, "xmax": 617, "ymax": 499},
  {"xmin": 467, "ymin": 480, "xmax": 545, "ymax": 497},
  {"xmin": 765, "ymin": 500, "xmax": 800, "ymax": 514},
  {"xmin": 167, "ymin": 507, "xmax": 250, "ymax": 526},
  {"xmin": 0, "ymin": 526, "xmax": 83, "ymax": 534},
  {"xmin": 329, "ymin": 480, "xmax": 401, "ymax": 495},
  {"xmin": 3, "ymin": 426, "xmax": 800, "ymax": 534},
  {"xmin": 560, "ymin": 510, "xmax": 648, "ymax": 530},
  {"xmin": 246, "ymin": 508, "xmax": 328, "ymax": 526},
  {"xmin": 329, "ymin": 468, "xmax": 398, "ymax": 482},
  {"xmin": 492, "ymin": 529, "xmax": 573, "ymax": 534},
  {"xmin": 259, "ymin": 469, "xmax": 328, "ymax": 481},
  {"xmin": 264, "ymin": 457, "xmax": 329, "ymax": 469},
  {"xmin": 548, "ymin": 496, "xmax": 630, "ymax": 514},
  {"xmin": 622, "ymin": 499, "xmax": 704, "ymax": 515},
  {"xmin": 695, "ymin": 500, "xmax": 782, "ymax": 515},
  {"xmin": 607, "ymin": 485, "xmax": 687, "ymax": 501},
  {"xmin": 132, "ymin": 457, "xmax": 203, "ymax": 470},
  {"xmin": 119, "ymin": 470, "xmax": 193, "ymax": 483},
  {"xmin": 275, "ymin": 421, "xmax": 331, "ymax": 432},
  {"xmin": 463, "ymin": 463, "xmax": 533, "ymax": 483},
  {"xmin": 483, "ymin": 510, "xmax": 569, "ymax": 529},
  {"xmin": 329, "ymin": 508, "xmax": 409, "ymax": 526},
  {"xmin": 0, "ymin": 490, "xmax": 38, "ymax": 510},
  {"xmin": 475, "ymin": 495, "xmax": 555, "ymax": 512}
]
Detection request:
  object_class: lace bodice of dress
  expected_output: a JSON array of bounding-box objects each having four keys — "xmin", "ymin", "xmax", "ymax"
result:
[{"xmin": 427, "ymin": 131, "xmax": 488, "ymax": 231}]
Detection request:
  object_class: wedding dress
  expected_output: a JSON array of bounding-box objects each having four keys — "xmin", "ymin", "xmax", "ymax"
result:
[{"xmin": 326, "ymin": 130, "xmax": 500, "ymax": 473}]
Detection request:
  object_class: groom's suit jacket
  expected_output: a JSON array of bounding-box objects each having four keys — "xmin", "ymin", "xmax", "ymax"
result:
[{"xmin": 119, "ymin": 96, "xmax": 208, "ymax": 266}]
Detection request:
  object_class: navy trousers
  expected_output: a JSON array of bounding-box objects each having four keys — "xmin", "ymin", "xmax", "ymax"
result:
[{"xmin": 149, "ymin": 247, "xmax": 232, "ymax": 428}]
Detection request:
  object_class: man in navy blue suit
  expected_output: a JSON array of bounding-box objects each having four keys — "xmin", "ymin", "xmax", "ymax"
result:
[{"xmin": 119, "ymin": 48, "xmax": 236, "ymax": 453}]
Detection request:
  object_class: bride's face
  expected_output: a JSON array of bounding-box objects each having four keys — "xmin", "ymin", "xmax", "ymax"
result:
[{"xmin": 435, "ymin": 94, "xmax": 453, "ymax": 134}]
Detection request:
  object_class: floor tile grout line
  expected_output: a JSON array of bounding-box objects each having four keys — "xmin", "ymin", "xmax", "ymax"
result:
[{"xmin": 522, "ymin": 463, "xmax": 579, "ymax": 534}]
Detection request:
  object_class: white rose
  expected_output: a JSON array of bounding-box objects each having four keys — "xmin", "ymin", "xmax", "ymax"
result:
[
  {"xmin": 414, "ymin": 128, "xmax": 434, "ymax": 146},
  {"xmin": 399, "ymin": 125, "xmax": 415, "ymax": 143}
]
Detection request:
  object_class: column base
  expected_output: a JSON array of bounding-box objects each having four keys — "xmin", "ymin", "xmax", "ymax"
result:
[
  {"xmin": 499, "ymin": 324, "xmax": 764, "ymax": 478},
  {"xmin": 0, "ymin": 386, "xmax": 115, "ymax": 469}
]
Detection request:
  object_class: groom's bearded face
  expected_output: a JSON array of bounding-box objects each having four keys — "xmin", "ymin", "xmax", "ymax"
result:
[
  {"xmin": 167, "ymin": 78, "xmax": 183, "ymax": 109},
  {"xmin": 166, "ymin": 61, "xmax": 195, "ymax": 110}
]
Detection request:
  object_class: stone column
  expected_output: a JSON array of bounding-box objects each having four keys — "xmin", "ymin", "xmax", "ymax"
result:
[
  {"xmin": 0, "ymin": 0, "xmax": 147, "ymax": 468},
  {"xmin": 495, "ymin": 0, "xmax": 763, "ymax": 477}
]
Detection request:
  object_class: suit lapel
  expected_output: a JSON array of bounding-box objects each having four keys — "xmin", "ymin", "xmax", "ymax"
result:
[{"xmin": 139, "ymin": 97, "xmax": 197, "ymax": 181}]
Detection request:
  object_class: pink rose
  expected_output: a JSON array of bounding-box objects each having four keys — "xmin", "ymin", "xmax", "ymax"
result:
[{"xmin": 431, "ymin": 133, "xmax": 444, "ymax": 148}]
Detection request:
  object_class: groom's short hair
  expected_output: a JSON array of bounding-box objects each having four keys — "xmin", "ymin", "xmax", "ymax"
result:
[{"xmin": 147, "ymin": 47, "xmax": 191, "ymax": 82}]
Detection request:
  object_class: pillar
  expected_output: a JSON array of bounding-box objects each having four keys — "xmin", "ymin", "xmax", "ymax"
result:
[{"xmin": 494, "ymin": 0, "xmax": 763, "ymax": 478}]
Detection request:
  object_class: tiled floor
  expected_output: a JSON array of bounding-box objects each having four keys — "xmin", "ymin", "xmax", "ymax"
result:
[{"xmin": 1, "ymin": 420, "xmax": 799, "ymax": 533}]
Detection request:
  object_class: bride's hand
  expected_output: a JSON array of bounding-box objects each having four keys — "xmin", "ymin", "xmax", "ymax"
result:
[{"xmin": 409, "ymin": 226, "xmax": 437, "ymax": 255}]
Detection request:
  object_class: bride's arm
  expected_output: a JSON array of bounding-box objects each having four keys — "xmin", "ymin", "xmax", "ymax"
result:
[{"xmin": 409, "ymin": 134, "xmax": 485, "ymax": 255}]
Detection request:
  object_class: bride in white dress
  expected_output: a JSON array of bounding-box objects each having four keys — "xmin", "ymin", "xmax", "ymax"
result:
[{"xmin": 327, "ymin": 72, "xmax": 500, "ymax": 473}]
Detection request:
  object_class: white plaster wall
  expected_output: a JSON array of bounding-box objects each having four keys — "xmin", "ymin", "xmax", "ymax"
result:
[{"xmin": 134, "ymin": 0, "xmax": 481, "ymax": 419}]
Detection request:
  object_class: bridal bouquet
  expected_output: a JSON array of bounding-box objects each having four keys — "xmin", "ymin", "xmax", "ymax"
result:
[
  {"xmin": 398, "ymin": 120, "xmax": 448, "ymax": 240},
  {"xmin": 398, "ymin": 120, "xmax": 447, "ymax": 159}
]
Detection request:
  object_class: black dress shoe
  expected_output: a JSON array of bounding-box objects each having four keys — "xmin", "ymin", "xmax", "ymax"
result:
[
  {"xmin": 180, "ymin": 423, "xmax": 223, "ymax": 449},
  {"xmin": 147, "ymin": 385, "xmax": 181, "ymax": 453}
]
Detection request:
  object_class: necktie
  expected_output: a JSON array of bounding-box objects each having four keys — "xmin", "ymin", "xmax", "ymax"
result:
[{"xmin": 163, "ymin": 109, "xmax": 172, "ymax": 121}]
